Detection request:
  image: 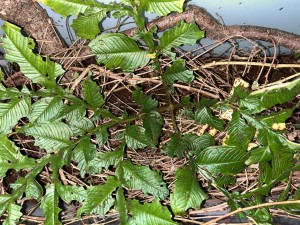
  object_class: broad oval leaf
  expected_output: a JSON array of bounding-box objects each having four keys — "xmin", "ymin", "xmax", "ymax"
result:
[
  {"xmin": 89, "ymin": 33, "xmax": 150, "ymax": 72},
  {"xmin": 19, "ymin": 122, "xmax": 73, "ymax": 152},
  {"xmin": 162, "ymin": 134, "xmax": 186, "ymax": 157},
  {"xmin": 195, "ymin": 107, "xmax": 225, "ymax": 131},
  {"xmin": 196, "ymin": 146, "xmax": 248, "ymax": 175},
  {"xmin": 0, "ymin": 135, "xmax": 25, "ymax": 162},
  {"xmin": 73, "ymin": 137, "xmax": 97, "ymax": 177},
  {"xmin": 122, "ymin": 160, "xmax": 169, "ymax": 199},
  {"xmin": 57, "ymin": 183, "xmax": 87, "ymax": 204},
  {"xmin": 29, "ymin": 97, "xmax": 63, "ymax": 123},
  {"xmin": 2, "ymin": 22, "xmax": 64, "ymax": 84},
  {"xmin": 40, "ymin": 0, "xmax": 97, "ymax": 16},
  {"xmin": 41, "ymin": 184, "xmax": 62, "ymax": 225},
  {"xmin": 142, "ymin": 111, "xmax": 163, "ymax": 147},
  {"xmin": 129, "ymin": 199, "xmax": 177, "ymax": 225},
  {"xmin": 159, "ymin": 21, "xmax": 204, "ymax": 57},
  {"xmin": 132, "ymin": 87, "xmax": 158, "ymax": 113},
  {"xmin": 183, "ymin": 133, "xmax": 215, "ymax": 155},
  {"xmin": 82, "ymin": 78, "xmax": 105, "ymax": 110},
  {"xmin": 78, "ymin": 176, "xmax": 118, "ymax": 216},
  {"xmin": 145, "ymin": 0, "xmax": 184, "ymax": 16},
  {"xmin": 162, "ymin": 59, "xmax": 194, "ymax": 84},
  {"xmin": 125, "ymin": 125, "xmax": 149, "ymax": 150},
  {"xmin": 170, "ymin": 166, "xmax": 207, "ymax": 215},
  {"xmin": 3, "ymin": 203, "xmax": 22, "ymax": 225},
  {"xmin": 0, "ymin": 97, "xmax": 31, "ymax": 134}
]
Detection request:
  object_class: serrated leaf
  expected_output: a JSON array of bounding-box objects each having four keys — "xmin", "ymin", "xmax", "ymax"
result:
[
  {"xmin": 0, "ymin": 97, "xmax": 30, "ymax": 134},
  {"xmin": 82, "ymin": 78, "xmax": 105, "ymax": 109},
  {"xmin": 145, "ymin": 0, "xmax": 184, "ymax": 16},
  {"xmin": 57, "ymin": 183, "xmax": 87, "ymax": 204},
  {"xmin": 78, "ymin": 176, "xmax": 118, "ymax": 216},
  {"xmin": 162, "ymin": 134, "xmax": 186, "ymax": 157},
  {"xmin": 95, "ymin": 126, "xmax": 109, "ymax": 146},
  {"xmin": 0, "ymin": 86, "xmax": 21, "ymax": 100},
  {"xmin": 162, "ymin": 59, "xmax": 194, "ymax": 84},
  {"xmin": 183, "ymin": 133, "xmax": 215, "ymax": 155},
  {"xmin": 258, "ymin": 162, "xmax": 272, "ymax": 186},
  {"xmin": 196, "ymin": 146, "xmax": 248, "ymax": 175},
  {"xmin": 239, "ymin": 78, "xmax": 300, "ymax": 114},
  {"xmin": 122, "ymin": 160, "xmax": 168, "ymax": 199},
  {"xmin": 2, "ymin": 22, "xmax": 64, "ymax": 84},
  {"xmin": 225, "ymin": 111, "xmax": 255, "ymax": 148},
  {"xmin": 245, "ymin": 146, "xmax": 272, "ymax": 165},
  {"xmin": 26, "ymin": 179, "xmax": 44, "ymax": 200},
  {"xmin": 257, "ymin": 108, "xmax": 294, "ymax": 127},
  {"xmin": 195, "ymin": 107, "xmax": 225, "ymax": 131},
  {"xmin": 125, "ymin": 125, "xmax": 149, "ymax": 150},
  {"xmin": 41, "ymin": 184, "xmax": 62, "ymax": 225},
  {"xmin": 0, "ymin": 158, "xmax": 35, "ymax": 179},
  {"xmin": 19, "ymin": 122, "xmax": 73, "ymax": 152},
  {"xmin": 129, "ymin": 199, "xmax": 177, "ymax": 225},
  {"xmin": 29, "ymin": 97, "xmax": 63, "ymax": 123},
  {"xmin": 0, "ymin": 195, "xmax": 10, "ymax": 216},
  {"xmin": 73, "ymin": 137, "xmax": 97, "ymax": 177},
  {"xmin": 3, "ymin": 203, "xmax": 22, "ymax": 225},
  {"xmin": 40, "ymin": 0, "xmax": 98, "ymax": 16},
  {"xmin": 132, "ymin": 87, "xmax": 158, "ymax": 113},
  {"xmin": 142, "ymin": 111, "xmax": 163, "ymax": 146},
  {"xmin": 88, "ymin": 148, "xmax": 123, "ymax": 173},
  {"xmin": 170, "ymin": 166, "xmax": 207, "ymax": 215},
  {"xmin": 159, "ymin": 21, "xmax": 204, "ymax": 56},
  {"xmin": 0, "ymin": 135, "xmax": 25, "ymax": 162},
  {"xmin": 69, "ymin": 117, "xmax": 94, "ymax": 136},
  {"xmin": 89, "ymin": 33, "xmax": 150, "ymax": 72},
  {"xmin": 58, "ymin": 104, "xmax": 86, "ymax": 122},
  {"xmin": 72, "ymin": 8, "xmax": 107, "ymax": 39}
]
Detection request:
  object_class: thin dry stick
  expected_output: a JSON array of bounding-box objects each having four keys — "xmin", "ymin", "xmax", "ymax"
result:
[
  {"xmin": 201, "ymin": 200, "xmax": 300, "ymax": 225},
  {"xmin": 200, "ymin": 61, "xmax": 300, "ymax": 69}
]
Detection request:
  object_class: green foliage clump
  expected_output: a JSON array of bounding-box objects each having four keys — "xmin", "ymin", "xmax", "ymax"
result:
[{"xmin": 0, "ymin": 0, "xmax": 300, "ymax": 224}]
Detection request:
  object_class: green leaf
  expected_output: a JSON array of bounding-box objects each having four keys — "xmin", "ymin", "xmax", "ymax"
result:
[
  {"xmin": 0, "ymin": 85, "xmax": 21, "ymax": 100},
  {"xmin": 88, "ymin": 148, "xmax": 124, "ymax": 173},
  {"xmin": 129, "ymin": 199, "xmax": 177, "ymax": 225},
  {"xmin": 89, "ymin": 33, "xmax": 150, "ymax": 72},
  {"xmin": 239, "ymin": 78, "xmax": 300, "ymax": 114},
  {"xmin": 145, "ymin": 0, "xmax": 184, "ymax": 16},
  {"xmin": 257, "ymin": 108, "xmax": 294, "ymax": 127},
  {"xmin": 183, "ymin": 133, "xmax": 215, "ymax": 155},
  {"xmin": 225, "ymin": 111, "xmax": 255, "ymax": 148},
  {"xmin": 162, "ymin": 134, "xmax": 186, "ymax": 157},
  {"xmin": 40, "ymin": 0, "xmax": 98, "ymax": 16},
  {"xmin": 170, "ymin": 166, "xmax": 207, "ymax": 215},
  {"xmin": 195, "ymin": 107, "xmax": 225, "ymax": 131},
  {"xmin": 19, "ymin": 122, "xmax": 73, "ymax": 152},
  {"xmin": 0, "ymin": 158, "xmax": 35, "ymax": 179},
  {"xmin": 78, "ymin": 176, "xmax": 118, "ymax": 216},
  {"xmin": 95, "ymin": 125, "xmax": 109, "ymax": 146},
  {"xmin": 196, "ymin": 146, "xmax": 248, "ymax": 175},
  {"xmin": 72, "ymin": 8, "xmax": 107, "ymax": 39},
  {"xmin": 0, "ymin": 195, "xmax": 10, "ymax": 216},
  {"xmin": 0, "ymin": 135, "xmax": 25, "ymax": 162},
  {"xmin": 29, "ymin": 97, "xmax": 63, "ymax": 123},
  {"xmin": 26, "ymin": 179, "xmax": 44, "ymax": 200},
  {"xmin": 125, "ymin": 125, "xmax": 149, "ymax": 150},
  {"xmin": 41, "ymin": 184, "xmax": 62, "ymax": 225},
  {"xmin": 69, "ymin": 117, "xmax": 94, "ymax": 136},
  {"xmin": 115, "ymin": 187, "xmax": 129, "ymax": 224},
  {"xmin": 57, "ymin": 104, "xmax": 86, "ymax": 122},
  {"xmin": 0, "ymin": 97, "xmax": 30, "ymax": 134},
  {"xmin": 122, "ymin": 160, "xmax": 168, "ymax": 199},
  {"xmin": 245, "ymin": 146, "xmax": 272, "ymax": 165},
  {"xmin": 82, "ymin": 78, "xmax": 105, "ymax": 110},
  {"xmin": 57, "ymin": 183, "xmax": 87, "ymax": 204},
  {"xmin": 159, "ymin": 21, "xmax": 204, "ymax": 56},
  {"xmin": 2, "ymin": 22, "xmax": 64, "ymax": 84},
  {"xmin": 162, "ymin": 60, "xmax": 194, "ymax": 84},
  {"xmin": 132, "ymin": 87, "xmax": 158, "ymax": 113},
  {"xmin": 73, "ymin": 137, "xmax": 97, "ymax": 177},
  {"xmin": 3, "ymin": 203, "xmax": 22, "ymax": 225},
  {"xmin": 258, "ymin": 162, "xmax": 272, "ymax": 186},
  {"xmin": 142, "ymin": 111, "xmax": 163, "ymax": 146}
]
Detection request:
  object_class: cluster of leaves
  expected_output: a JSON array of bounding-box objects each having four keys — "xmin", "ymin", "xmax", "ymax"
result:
[{"xmin": 1, "ymin": 0, "xmax": 300, "ymax": 224}]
